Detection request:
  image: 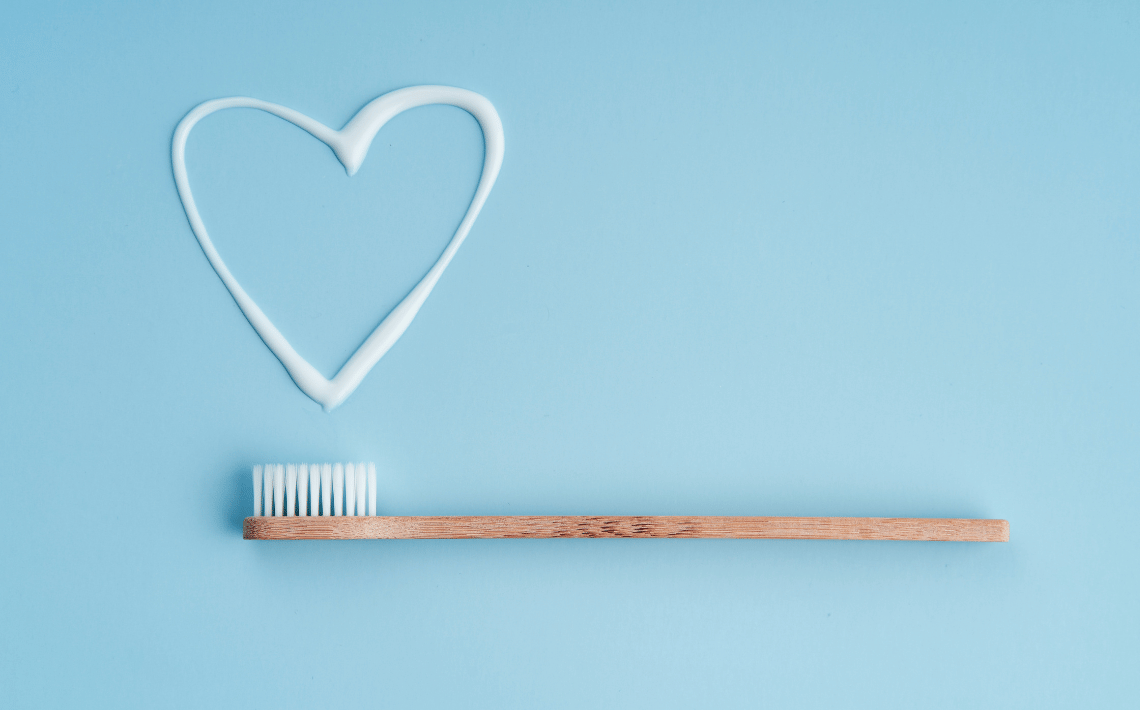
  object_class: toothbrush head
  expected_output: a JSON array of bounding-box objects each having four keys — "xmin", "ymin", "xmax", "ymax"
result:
[{"xmin": 252, "ymin": 462, "xmax": 377, "ymax": 517}]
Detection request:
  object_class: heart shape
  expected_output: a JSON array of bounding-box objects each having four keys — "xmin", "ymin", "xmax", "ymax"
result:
[{"xmin": 172, "ymin": 86, "xmax": 504, "ymax": 411}]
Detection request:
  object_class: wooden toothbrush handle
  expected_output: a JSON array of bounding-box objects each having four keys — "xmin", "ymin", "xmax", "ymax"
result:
[{"xmin": 243, "ymin": 515, "xmax": 1008, "ymax": 541}]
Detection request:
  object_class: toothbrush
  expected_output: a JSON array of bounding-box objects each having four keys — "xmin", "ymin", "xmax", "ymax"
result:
[{"xmin": 246, "ymin": 463, "xmax": 1009, "ymax": 541}]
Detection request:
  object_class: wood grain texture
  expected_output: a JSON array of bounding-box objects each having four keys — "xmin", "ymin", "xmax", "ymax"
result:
[{"xmin": 243, "ymin": 516, "xmax": 1009, "ymax": 541}]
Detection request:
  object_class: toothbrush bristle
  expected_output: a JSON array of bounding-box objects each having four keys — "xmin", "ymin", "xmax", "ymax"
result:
[
  {"xmin": 251, "ymin": 462, "xmax": 377, "ymax": 517},
  {"xmin": 308, "ymin": 464, "xmax": 319, "ymax": 516},
  {"xmin": 367, "ymin": 463, "xmax": 377, "ymax": 516},
  {"xmin": 355, "ymin": 463, "xmax": 367, "ymax": 516},
  {"xmin": 285, "ymin": 464, "xmax": 297, "ymax": 517},
  {"xmin": 252, "ymin": 465, "xmax": 263, "ymax": 517},
  {"xmin": 273, "ymin": 464, "xmax": 285, "ymax": 517},
  {"xmin": 332, "ymin": 463, "xmax": 345, "ymax": 516},
  {"xmin": 298, "ymin": 464, "xmax": 309, "ymax": 516},
  {"xmin": 321, "ymin": 464, "xmax": 332, "ymax": 516},
  {"xmin": 345, "ymin": 463, "xmax": 356, "ymax": 518},
  {"xmin": 263, "ymin": 463, "xmax": 273, "ymax": 517}
]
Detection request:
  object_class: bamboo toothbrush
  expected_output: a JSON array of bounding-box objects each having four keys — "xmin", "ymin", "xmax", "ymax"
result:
[{"xmin": 245, "ymin": 463, "xmax": 1008, "ymax": 542}]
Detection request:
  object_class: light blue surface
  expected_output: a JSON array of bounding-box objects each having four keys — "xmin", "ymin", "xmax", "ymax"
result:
[{"xmin": 1, "ymin": 1, "xmax": 1137, "ymax": 706}]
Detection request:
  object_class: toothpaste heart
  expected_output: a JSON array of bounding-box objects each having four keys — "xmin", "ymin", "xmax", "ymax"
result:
[{"xmin": 172, "ymin": 86, "xmax": 504, "ymax": 411}]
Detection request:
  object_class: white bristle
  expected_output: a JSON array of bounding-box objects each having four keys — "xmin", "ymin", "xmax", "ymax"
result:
[
  {"xmin": 285, "ymin": 464, "xmax": 297, "ymax": 516},
  {"xmin": 345, "ymin": 463, "xmax": 357, "ymax": 517},
  {"xmin": 355, "ymin": 462, "xmax": 367, "ymax": 516},
  {"xmin": 321, "ymin": 463, "xmax": 332, "ymax": 515},
  {"xmin": 367, "ymin": 463, "xmax": 377, "ymax": 516},
  {"xmin": 333, "ymin": 463, "xmax": 344, "ymax": 516},
  {"xmin": 252, "ymin": 465, "xmax": 263, "ymax": 517},
  {"xmin": 273, "ymin": 464, "xmax": 285, "ymax": 516},
  {"xmin": 263, "ymin": 463, "xmax": 273, "ymax": 517},
  {"xmin": 312, "ymin": 464, "xmax": 323, "ymax": 515},
  {"xmin": 252, "ymin": 461, "xmax": 380, "ymax": 517},
  {"xmin": 298, "ymin": 464, "xmax": 309, "ymax": 516}
]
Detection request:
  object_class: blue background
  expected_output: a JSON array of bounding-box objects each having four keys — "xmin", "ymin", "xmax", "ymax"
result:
[{"xmin": 1, "ymin": 1, "xmax": 1137, "ymax": 706}]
